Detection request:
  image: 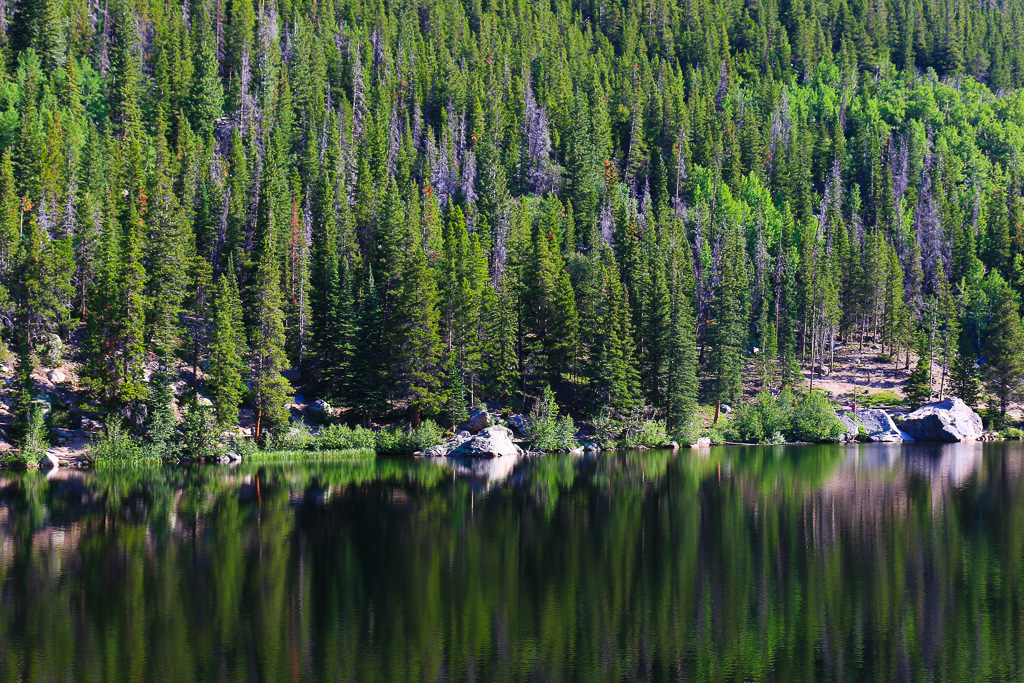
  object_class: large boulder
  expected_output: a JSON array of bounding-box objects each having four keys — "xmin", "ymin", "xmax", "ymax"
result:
[
  {"xmin": 447, "ymin": 425, "xmax": 523, "ymax": 459},
  {"xmin": 900, "ymin": 397, "xmax": 983, "ymax": 442},
  {"xmin": 47, "ymin": 369, "xmax": 66, "ymax": 384},
  {"xmin": 458, "ymin": 407, "xmax": 491, "ymax": 434},
  {"xmin": 849, "ymin": 408, "xmax": 913, "ymax": 442},
  {"xmin": 837, "ymin": 412, "xmax": 860, "ymax": 442},
  {"xmin": 419, "ymin": 432, "xmax": 472, "ymax": 457}
]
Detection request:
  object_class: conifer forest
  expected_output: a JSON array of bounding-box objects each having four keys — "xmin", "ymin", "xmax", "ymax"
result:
[{"xmin": 2, "ymin": 0, "xmax": 1024, "ymax": 443}]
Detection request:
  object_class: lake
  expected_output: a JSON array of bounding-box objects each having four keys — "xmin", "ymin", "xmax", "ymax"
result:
[{"xmin": 1, "ymin": 442, "xmax": 1022, "ymax": 681}]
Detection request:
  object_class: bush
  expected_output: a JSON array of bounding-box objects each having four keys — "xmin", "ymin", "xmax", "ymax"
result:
[
  {"xmin": 790, "ymin": 391, "xmax": 845, "ymax": 443},
  {"xmin": 177, "ymin": 405, "xmax": 224, "ymax": 460},
  {"xmin": 266, "ymin": 421, "xmax": 314, "ymax": 451},
  {"xmin": 526, "ymin": 386, "xmax": 578, "ymax": 452},
  {"xmin": 229, "ymin": 434, "xmax": 260, "ymax": 459},
  {"xmin": 312, "ymin": 423, "xmax": 378, "ymax": 451},
  {"xmin": 620, "ymin": 418, "xmax": 669, "ymax": 448},
  {"xmin": 591, "ymin": 410, "xmax": 620, "ymax": 447},
  {"xmin": 88, "ymin": 419, "xmax": 159, "ymax": 465},
  {"xmin": 375, "ymin": 420, "xmax": 446, "ymax": 454},
  {"xmin": 401, "ymin": 420, "xmax": 445, "ymax": 452},
  {"xmin": 725, "ymin": 392, "xmax": 792, "ymax": 444},
  {"xmin": 17, "ymin": 406, "xmax": 49, "ymax": 464},
  {"xmin": 1003, "ymin": 427, "xmax": 1023, "ymax": 440}
]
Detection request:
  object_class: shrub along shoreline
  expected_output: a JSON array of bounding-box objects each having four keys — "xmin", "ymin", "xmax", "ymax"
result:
[{"xmin": 1, "ymin": 386, "xmax": 931, "ymax": 469}]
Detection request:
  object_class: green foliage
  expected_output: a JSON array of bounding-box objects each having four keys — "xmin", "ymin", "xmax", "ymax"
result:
[
  {"xmin": 790, "ymin": 392, "xmax": 846, "ymax": 443},
  {"xmin": 307, "ymin": 420, "xmax": 445, "ymax": 454},
  {"xmin": 15, "ymin": 406, "xmax": 48, "ymax": 464},
  {"xmin": 619, "ymin": 418, "xmax": 670, "ymax": 449},
  {"xmin": 856, "ymin": 390, "xmax": 905, "ymax": 408},
  {"xmin": 725, "ymin": 392, "xmax": 794, "ymax": 444},
  {"xmin": 310, "ymin": 423, "xmax": 379, "ymax": 451},
  {"xmin": 88, "ymin": 419, "xmax": 160, "ymax": 466},
  {"xmin": 375, "ymin": 421, "xmax": 447, "ymax": 454},
  {"xmin": 1, "ymin": 0, "xmax": 1023, "ymax": 432},
  {"xmin": 904, "ymin": 333, "xmax": 934, "ymax": 410},
  {"xmin": 591, "ymin": 404, "xmax": 672, "ymax": 448},
  {"xmin": 526, "ymin": 386, "xmax": 578, "ymax": 452},
  {"xmin": 727, "ymin": 391, "xmax": 843, "ymax": 443},
  {"xmin": 177, "ymin": 405, "xmax": 224, "ymax": 460}
]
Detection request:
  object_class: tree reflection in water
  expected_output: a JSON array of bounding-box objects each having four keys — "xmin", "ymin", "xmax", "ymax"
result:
[{"xmin": 0, "ymin": 442, "xmax": 1021, "ymax": 681}]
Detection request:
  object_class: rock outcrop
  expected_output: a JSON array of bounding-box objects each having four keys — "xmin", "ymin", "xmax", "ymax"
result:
[
  {"xmin": 837, "ymin": 413, "xmax": 860, "ymax": 442},
  {"xmin": 900, "ymin": 397, "xmax": 983, "ymax": 442},
  {"xmin": 458, "ymin": 407, "xmax": 491, "ymax": 434},
  {"xmin": 421, "ymin": 425, "xmax": 523, "ymax": 459},
  {"xmin": 845, "ymin": 408, "xmax": 913, "ymax": 442}
]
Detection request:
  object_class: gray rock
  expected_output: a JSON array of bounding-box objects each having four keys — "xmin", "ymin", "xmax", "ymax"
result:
[
  {"xmin": 837, "ymin": 412, "xmax": 861, "ymax": 442},
  {"xmin": 455, "ymin": 430, "xmax": 472, "ymax": 439},
  {"xmin": 668, "ymin": 441, "xmax": 680, "ymax": 450},
  {"xmin": 307, "ymin": 399, "xmax": 332, "ymax": 422},
  {"xmin": 446, "ymin": 425, "xmax": 523, "ymax": 459},
  {"xmin": 419, "ymin": 431, "xmax": 472, "ymax": 457},
  {"xmin": 816, "ymin": 365, "xmax": 831, "ymax": 377},
  {"xmin": 720, "ymin": 404, "xmax": 732, "ymax": 414},
  {"xmin": 47, "ymin": 369, "xmax": 66, "ymax": 384},
  {"xmin": 120, "ymin": 402, "xmax": 147, "ymax": 426},
  {"xmin": 581, "ymin": 441, "xmax": 601, "ymax": 452},
  {"xmin": 852, "ymin": 409, "xmax": 898, "ymax": 437},
  {"xmin": 507, "ymin": 414, "xmax": 527, "ymax": 436},
  {"xmin": 689, "ymin": 437, "xmax": 712, "ymax": 448},
  {"xmin": 38, "ymin": 452, "xmax": 60, "ymax": 470},
  {"xmin": 458, "ymin": 407, "xmax": 491, "ymax": 434},
  {"xmin": 900, "ymin": 397, "xmax": 984, "ymax": 443}
]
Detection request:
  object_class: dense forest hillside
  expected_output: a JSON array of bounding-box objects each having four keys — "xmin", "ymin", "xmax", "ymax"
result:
[{"xmin": 1, "ymin": 0, "xmax": 1024, "ymax": 443}]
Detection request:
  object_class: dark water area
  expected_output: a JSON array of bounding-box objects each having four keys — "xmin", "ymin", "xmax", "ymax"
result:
[{"xmin": 1, "ymin": 442, "xmax": 1023, "ymax": 681}]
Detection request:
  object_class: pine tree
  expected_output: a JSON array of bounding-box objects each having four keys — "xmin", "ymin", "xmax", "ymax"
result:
[
  {"xmin": 666, "ymin": 256, "xmax": 699, "ymax": 430},
  {"xmin": 208, "ymin": 272, "xmax": 247, "ymax": 428},
  {"xmin": 709, "ymin": 217, "xmax": 750, "ymax": 404},
  {"xmin": 985, "ymin": 277, "xmax": 1024, "ymax": 422},
  {"xmin": 949, "ymin": 333, "xmax": 982, "ymax": 409},
  {"xmin": 248, "ymin": 182, "xmax": 291, "ymax": 440},
  {"xmin": 905, "ymin": 331, "xmax": 933, "ymax": 409},
  {"xmin": 441, "ymin": 353, "xmax": 469, "ymax": 429}
]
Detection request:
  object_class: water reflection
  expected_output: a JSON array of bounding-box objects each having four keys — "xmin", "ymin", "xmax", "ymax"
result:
[{"xmin": 1, "ymin": 443, "xmax": 1023, "ymax": 681}]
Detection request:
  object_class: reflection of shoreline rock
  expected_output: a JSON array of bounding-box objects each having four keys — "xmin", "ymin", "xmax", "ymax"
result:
[
  {"xmin": 433, "ymin": 454, "xmax": 523, "ymax": 488},
  {"xmin": 902, "ymin": 441, "xmax": 983, "ymax": 488}
]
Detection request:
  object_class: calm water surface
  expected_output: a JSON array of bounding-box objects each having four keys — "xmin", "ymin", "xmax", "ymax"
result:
[{"xmin": 1, "ymin": 442, "xmax": 1023, "ymax": 681}]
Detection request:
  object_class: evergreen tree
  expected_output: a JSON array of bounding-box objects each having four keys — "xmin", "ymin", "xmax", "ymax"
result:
[
  {"xmin": 985, "ymin": 278, "xmax": 1024, "ymax": 422},
  {"xmin": 208, "ymin": 272, "xmax": 247, "ymax": 428},
  {"xmin": 248, "ymin": 182, "xmax": 291, "ymax": 440},
  {"xmin": 905, "ymin": 332, "xmax": 933, "ymax": 409}
]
